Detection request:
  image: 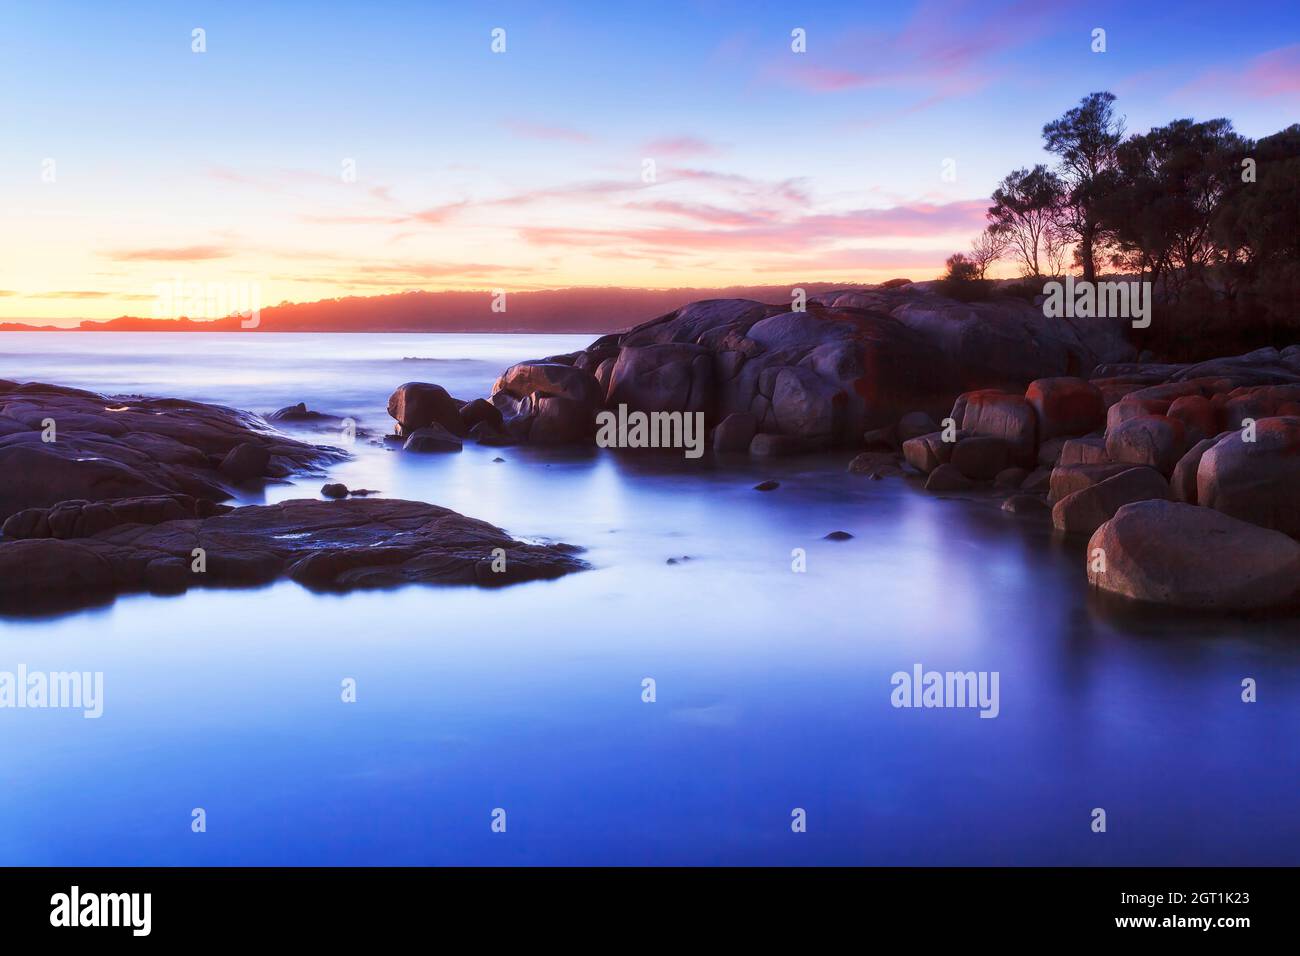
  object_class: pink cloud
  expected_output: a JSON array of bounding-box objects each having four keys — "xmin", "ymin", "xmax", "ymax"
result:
[
  {"xmin": 519, "ymin": 198, "xmax": 988, "ymax": 255},
  {"xmin": 107, "ymin": 245, "xmax": 234, "ymax": 262},
  {"xmin": 1179, "ymin": 44, "xmax": 1300, "ymax": 99}
]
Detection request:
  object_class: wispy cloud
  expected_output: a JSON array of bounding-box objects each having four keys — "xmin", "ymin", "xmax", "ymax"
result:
[
  {"xmin": 1178, "ymin": 43, "xmax": 1300, "ymax": 100},
  {"xmin": 106, "ymin": 245, "xmax": 234, "ymax": 262}
]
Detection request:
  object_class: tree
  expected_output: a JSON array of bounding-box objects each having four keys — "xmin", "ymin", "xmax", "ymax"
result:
[
  {"xmin": 987, "ymin": 165, "xmax": 1064, "ymax": 278},
  {"xmin": 944, "ymin": 252, "xmax": 979, "ymax": 281},
  {"xmin": 969, "ymin": 228, "xmax": 1006, "ymax": 279},
  {"xmin": 1096, "ymin": 117, "xmax": 1248, "ymax": 292},
  {"xmin": 1042, "ymin": 92, "xmax": 1124, "ymax": 281}
]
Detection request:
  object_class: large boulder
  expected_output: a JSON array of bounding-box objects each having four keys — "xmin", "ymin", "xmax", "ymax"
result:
[
  {"xmin": 902, "ymin": 430, "xmax": 956, "ymax": 474},
  {"xmin": 1059, "ymin": 436, "xmax": 1108, "ymax": 466},
  {"xmin": 402, "ymin": 424, "xmax": 463, "ymax": 453},
  {"xmin": 1051, "ymin": 466, "xmax": 1168, "ymax": 536},
  {"xmin": 950, "ymin": 436, "xmax": 1009, "ymax": 480},
  {"xmin": 1169, "ymin": 435, "xmax": 1224, "ymax": 504},
  {"xmin": 1105, "ymin": 414, "xmax": 1187, "ymax": 475},
  {"xmin": 1026, "ymin": 377, "xmax": 1105, "ymax": 440},
  {"xmin": 713, "ymin": 412, "xmax": 757, "ymax": 453},
  {"xmin": 951, "ymin": 390, "xmax": 1036, "ymax": 463},
  {"xmin": 387, "ymin": 382, "xmax": 464, "ymax": 435},
  {"xmin": 1197, "ymin": 417, "xmax": 1300, "ymax": 536},
  {"xmin": 1048, "ymin": 461, "xmax": 1138, "ymax": 502},
  {"xmin": 491, "ymin": 362, "xmax": 603, "ymax": 410},
  {"xmin": 1087, "ymin": 500, "xmax": 1300, "ymax": 609},
  {"xmin": 490, "ymin": 361, "xmax": 603, "ymax": 444},
  {"xmin": 606, "ymin": 343, "xmax": 714, "ymax": 415}
]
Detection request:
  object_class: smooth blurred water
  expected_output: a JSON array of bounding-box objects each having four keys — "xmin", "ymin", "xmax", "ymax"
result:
[{"xmin": 1, "ymin": 333, "xmax": 1298, "ymax": 866}]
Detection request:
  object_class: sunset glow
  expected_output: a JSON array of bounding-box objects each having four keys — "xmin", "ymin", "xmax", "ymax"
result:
[{"xmin": 2, "ymin": 1, "xmax": 1296, "ymax": 323}]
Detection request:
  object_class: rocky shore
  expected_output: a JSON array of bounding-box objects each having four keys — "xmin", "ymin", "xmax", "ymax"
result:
[
  {"xmin": 4, "ymin": 281, "xmax": 1298, "ymax": 615},
  {"xmin": 380, "ymin": 281, "xmax": 1300, "ymax": 613},
  {"xmin": 0, "ymin": 380, "xmax": 586, "ymax": 613}
]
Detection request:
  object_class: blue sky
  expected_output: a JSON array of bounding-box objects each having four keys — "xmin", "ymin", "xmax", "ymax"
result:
[{"xmin": 2, "ymin": 0, "xmax": 1297, "ymax": 320}]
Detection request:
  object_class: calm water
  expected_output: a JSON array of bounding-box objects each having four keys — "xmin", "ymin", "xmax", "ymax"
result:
[{"xmin": 1, "ymin": 332, "xmax": 1297, "ymax": 866}]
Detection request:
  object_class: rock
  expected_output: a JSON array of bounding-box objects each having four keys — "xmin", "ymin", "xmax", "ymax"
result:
[
  {"xmin": 0, "ymin": 498, "xmax": 587, "ymax": 613},
  {"xmin": 1051, "ymin": 466, "xmax": 1168, "ymax": 535},
  {"xmin": 861, "ymin": 424, "xmax": 897, "ymax": 450},
  {"xmin": 1106, "ymin": 398, "xmax": 1171, "ymax": 433},
  {"xmin": 490, "ymin": 362, "xmax": 602, "ymax": 444},
  {"xmin": 1026, "ymin": 377, "xmax": 1105, "ymax": 440},
  {"xmin": 897, "ymin": 411, "xmax": 939, "ymax": 442},
  {"xmin": 951, "ymin": 390, "xmax": 1036, "ymax": 463},
  {"xmin": 387, "ymin": 382, "xmax": 464, "ymax": 435},
  {"xmin": 950, "ymin": 436, "xmax": 1009, "ymax": 480},
  {"xmin": 459, "ymin": 398, "xmax": 503, "ymax": 432},
  {"xmin": 469, "ymin": 420, "xmax": 513, "ymax": 446},
  {"xmin": 266, "ymin": 403, "xmax": 346, "ymax": 429},
  {"xmin": 1002, "ymin": 493, "xmax": 1049, "ymax": 514},
  {"xmin": 218, "ymin": 442, "xmax": 272, "ymax": 482},
  {"xmin": 1166, "ymin": 394, "xmax": 1217, "ymax": 444},
  {"xmin": 713, "ymin": 412, "xmax": 758, "ymax": 452},
  {"xmin": 1197, "ymin": 417, "xmax": 1300, "ymax": 536},
  {"xmin": 902, "ymin": 430, "xmax": 955, "ymax": 474},
  {"xmin": 493, "ymin": 284, "xmax": 1134, "ymax": 451},
  {"xmin": 749, "ymin": 433, "xmax": 810, "ymax": 457},
  {"xmin": 528, "ymin": 395, "xmax": 595, "ymax": 444},
  {"xmin": 493, "ymin": 362, "xmax": 603, "ymax": 409},
  {"xmin": 1087, "ymin": 500, "xmax": 1300, "ymax": 609},
  {"xmin": 848, "ymin": 452, "xmax": 906, "ymax": 478},
  {"xmin": 268, "ymin": 402, "xmax": 311, "ymax": 421},
  {"xmin": 1105, "ymin": 414, "xmax": 1187, "ymax": 475},
  {"xmin": 402, "ymin": 424, "xmax": 463, "ymax": 453},
  {"xmin": 1036, "ymin": 436, "xmax": 1069, "ymax": 467},
  {"xmin": 925, "ymin": 463, "xmax": 973, "ymax": 492},
  {"xmin": 0, "ymin": 538, "xmax": 115, "ymax": 611},
  {"xmin": 1020, "ymin": 467, "xmax": 1052, "ymax": 493},
  {"xmin": 144, "ymin": 556, "xmax": 189, "ymax": 593},
  {"xmin": 1049, "ymin": 462, "xmax": 1140, "ymax": 502},
  {"xmin": 1059, "ymin": 436, "xmax": 1108, "ymax": 466},
  {"xmin": 994, "ymin": 467, "xmax": 1028, "ymax": 489},
  {"xmin": 4, "ymin": 495, "xmax": 202, "ymax": 540},
  {"xmin": 0, "ymin": 384, "xmax": 351, "ymax": 524},
  {"xmin": 606, "ymin": 343, "xmax": 714, "ymax": 415},
  {"xmin": 824, "ymin": 531, "xmax": 854, "ymax": 540},
  {"xmin": 753, "ymin": 479, "xmax": 780, "ymax": 491},
  {"xmin": 321, "ymin": 483, "xmax": 349, "ymax": 499},
  {"xmin": 1169, "ymin": 436, "xmax": 1224, "ymax": 504}
]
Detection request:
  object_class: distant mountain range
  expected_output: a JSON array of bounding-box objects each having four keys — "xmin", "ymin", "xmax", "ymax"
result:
[{"xmin": 0, "ymin": 284, "xmax": 879, "ymax": 334}]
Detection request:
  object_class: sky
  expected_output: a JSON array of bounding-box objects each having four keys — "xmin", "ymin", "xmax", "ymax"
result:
[{"xmin": 1, "ymin": 0, "xmax": 1297, "ymax": 323}]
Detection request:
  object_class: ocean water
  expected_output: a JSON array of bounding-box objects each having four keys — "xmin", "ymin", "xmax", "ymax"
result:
[{"xmin": 0, "ymin": 332, "xmax": 1297, "ymax": 866}]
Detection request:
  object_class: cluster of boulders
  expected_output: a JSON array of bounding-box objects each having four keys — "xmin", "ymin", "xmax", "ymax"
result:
[
  {"xmin": 0, "ymin": 380, "xmax": 586, "ymax": 612},
  {"xmin": 384, "ymin": 382, "xmax": 512, "ymax": 451},
  {"xmin": 388, "ymin": 281, "xmax": 1136, "ymax": 453},
  {"xmin": 888, "ymin": 346, "xmax": 1300, "ymax": 610}
]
